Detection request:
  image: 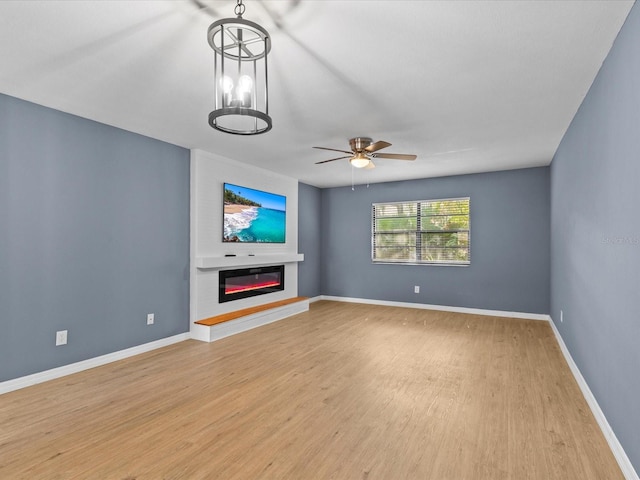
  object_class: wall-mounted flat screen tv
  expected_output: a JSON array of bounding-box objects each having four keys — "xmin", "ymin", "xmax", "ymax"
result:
[{"xmin": 223, "ymin": 183, "xmax": 286, "ymax": 243}]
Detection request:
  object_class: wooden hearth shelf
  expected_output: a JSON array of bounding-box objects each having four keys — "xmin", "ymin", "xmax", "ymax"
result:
[{"xmin": 195, "ymin": 297, "xmax": 308, "ymax": 327}]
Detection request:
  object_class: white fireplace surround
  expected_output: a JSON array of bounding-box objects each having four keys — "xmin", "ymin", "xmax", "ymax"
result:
[{"xmin": 190, "ymin": 149, "xmax": 303, "ymax": 342}]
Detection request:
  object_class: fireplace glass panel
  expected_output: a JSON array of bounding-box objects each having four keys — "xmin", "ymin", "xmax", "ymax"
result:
[{"xmin": 219, "ymin": 265, "xmax": 285, "ymax": 303}]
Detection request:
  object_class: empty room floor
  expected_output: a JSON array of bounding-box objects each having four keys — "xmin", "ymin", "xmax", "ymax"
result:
[{"xmin": 0, "ymin": 301, "xmax": 623, "ymax": 479}]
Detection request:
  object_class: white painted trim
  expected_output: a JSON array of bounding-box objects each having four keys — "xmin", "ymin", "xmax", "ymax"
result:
[
  {"xmin": 548, "ymin": 318, "xmax": 639, "ymax": 480},
  {"xmin": 318, "ymin": 295, "xmax": 550, "ymax": 321},
  {"xmin": 307, "ymin": 295, "xmax": 323, "ymax": 304},
  {"xmin": 189, "ymin": 152, "xmax": 199, "ymax": 340},
  {"xmin": 196, "ymin": 253, "xmax": 304, "ymax": 269},
  {"xmin": 0, "ymin": 333, "xmax": 190, "ymax": 396}
]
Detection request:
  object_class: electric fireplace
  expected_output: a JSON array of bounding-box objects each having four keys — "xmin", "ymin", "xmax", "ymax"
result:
[{"xmin": 219, "ymin": 265, "xmax": 285, "ymax": 303}]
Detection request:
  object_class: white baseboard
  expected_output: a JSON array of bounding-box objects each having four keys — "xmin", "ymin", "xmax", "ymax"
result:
[
  {"xmin": 318, "ymin": 295, "xmax": 550, "ymax": 321},
  {"xmin": 548, "ymin": 318, "xmax": 639, "ymax": 480},
  {"xmin": 0, "ymin": 333, "xmax": 190, "ymax": 396}
]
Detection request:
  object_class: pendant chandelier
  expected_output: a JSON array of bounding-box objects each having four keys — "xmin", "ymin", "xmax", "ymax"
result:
[{"xmin": 208, "ymin": 0, "xmax": 272, "ymax": 135}]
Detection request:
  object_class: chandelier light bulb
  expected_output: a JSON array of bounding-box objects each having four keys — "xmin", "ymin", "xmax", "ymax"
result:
[
  {"xmin": 220, "ymin": 76, "xmax": 234, "ymax": 93},
  {"xmin": 234, "ymin": 75, "xmax": 252, "ymax": 107},
  {"xmin": 238, "ymin": 75, "xmax": 253, "ymax": 92}
]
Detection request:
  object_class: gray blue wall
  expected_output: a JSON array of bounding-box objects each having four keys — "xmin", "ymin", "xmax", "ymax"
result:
[
  {"xmin": 310, "ymin": 167, "xmax": 550, "ymax": 314},
  {"xmin": 551, "ymin": 2, "xmax": 640, "ymax": 472},
  {"xmin": 0, "ymin": 94, "xmax": 190, "ymax": 382},
  {"xmin": 298, "ymin": 182, "xmax": 322, "ymax": 298}
]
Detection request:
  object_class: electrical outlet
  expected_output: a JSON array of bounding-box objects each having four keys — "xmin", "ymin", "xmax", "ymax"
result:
[
  {"xmin": 147, "ymin": 313, "xmax": 155, "ymax": 325},
  {"xmin": 55, "ymin": 330, "xmax": 68, "ymax": 346},
  {"xmin": 560, "ymin": 310, "xmax": 563, "ymax": 323},
  {"xmin": 414, "ymin": 285, "xmax": 420, "ymax": 294}
]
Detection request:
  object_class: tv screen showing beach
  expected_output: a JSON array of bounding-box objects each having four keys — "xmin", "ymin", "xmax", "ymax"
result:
[{"xmin": 223, "ymin": 183, "xmax": 286, "ymax": 243}]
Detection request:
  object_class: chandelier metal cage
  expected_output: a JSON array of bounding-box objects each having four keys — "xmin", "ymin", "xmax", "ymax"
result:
[{"xmin": 208, "ymin": 0, "xmax": 272, "ymax": 135}]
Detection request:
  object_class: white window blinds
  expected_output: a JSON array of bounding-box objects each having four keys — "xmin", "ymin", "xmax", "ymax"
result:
[{"xmin": 372, "ymin": 197, "xmax": 470, "ymax": 265}]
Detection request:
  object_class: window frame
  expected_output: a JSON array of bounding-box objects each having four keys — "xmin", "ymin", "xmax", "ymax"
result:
[{"xmin": 371, "ymin": 197, "xmax": 470, "ymax": 266}]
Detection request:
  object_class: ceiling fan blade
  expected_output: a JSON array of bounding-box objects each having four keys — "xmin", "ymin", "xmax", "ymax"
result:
[
  {"xmin": 315, "ymin": 156, "xmax": 351, "ymax": 165},
  {"xmin": 313, "ymin": 146, "xmax": 353, "ymax": 155},
  {"xmin": 364, "ymin": 140, "xmax": 392, "ymax": 153},
  {"xmin": 372, "ymin": 153, "xmax": 417, "ymax": 161}
]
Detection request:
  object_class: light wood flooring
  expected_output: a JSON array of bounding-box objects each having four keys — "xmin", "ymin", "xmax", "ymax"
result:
[{"xmin": 0, "ymin": 301, "xmax": 624, "ymax": 479}]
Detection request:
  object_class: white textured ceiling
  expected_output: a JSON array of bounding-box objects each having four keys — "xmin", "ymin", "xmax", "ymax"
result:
[{"xmin": 0, "ymin": 0, "xmax": 634, "ymax": 187}]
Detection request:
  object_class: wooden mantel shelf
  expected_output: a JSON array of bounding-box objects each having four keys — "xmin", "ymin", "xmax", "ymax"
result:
[
  {"xmin": 195, "ymin": 297, "xmax": 309, "ymax": 327},
  {"xmin": 196, "ymin": 253, "xmax": 304, "ymax": 269}
]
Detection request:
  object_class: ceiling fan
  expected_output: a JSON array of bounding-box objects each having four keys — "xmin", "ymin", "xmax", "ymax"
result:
[{"xmin": 313, "ymin": 137, "xmax": 417, "ymax": 169}]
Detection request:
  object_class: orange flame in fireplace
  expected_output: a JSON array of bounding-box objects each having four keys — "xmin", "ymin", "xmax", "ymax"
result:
[{"xmin": 225, "ymin": 280, "xmax": 281, "ymax": 294}]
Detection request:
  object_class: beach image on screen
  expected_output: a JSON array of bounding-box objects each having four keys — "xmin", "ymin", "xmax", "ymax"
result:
[{"xmin": 223, "ymin": 184, "xmax": 286, "ymax": 243}]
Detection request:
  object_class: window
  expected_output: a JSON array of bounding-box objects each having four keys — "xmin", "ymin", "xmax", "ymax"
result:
[{"xmin": 372, "ymin": 197, "xmax": 470, "ymax": 265}]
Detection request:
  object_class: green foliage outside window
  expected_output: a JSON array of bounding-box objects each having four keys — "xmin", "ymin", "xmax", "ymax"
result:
[{"xmin": 372, "ymin": 198, "xmax": 470, "ymax": 265}]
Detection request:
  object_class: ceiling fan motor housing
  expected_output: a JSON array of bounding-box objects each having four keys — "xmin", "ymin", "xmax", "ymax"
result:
[{"xmin": 349, "ymin": 137, "xmax": 373, "ymax": 152}]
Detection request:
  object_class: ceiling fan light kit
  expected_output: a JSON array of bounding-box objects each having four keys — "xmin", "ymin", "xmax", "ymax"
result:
[
  {"xmin": 350, "ymin": 152, "xmax": 371, "ymax": 168},
  {"xmin": 314, "ymin": 137, "xmax": 417, "ymax": 169},
  {"xmin": 208, "ymin": 0, "xmax": 272, "ymax": 135}
]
